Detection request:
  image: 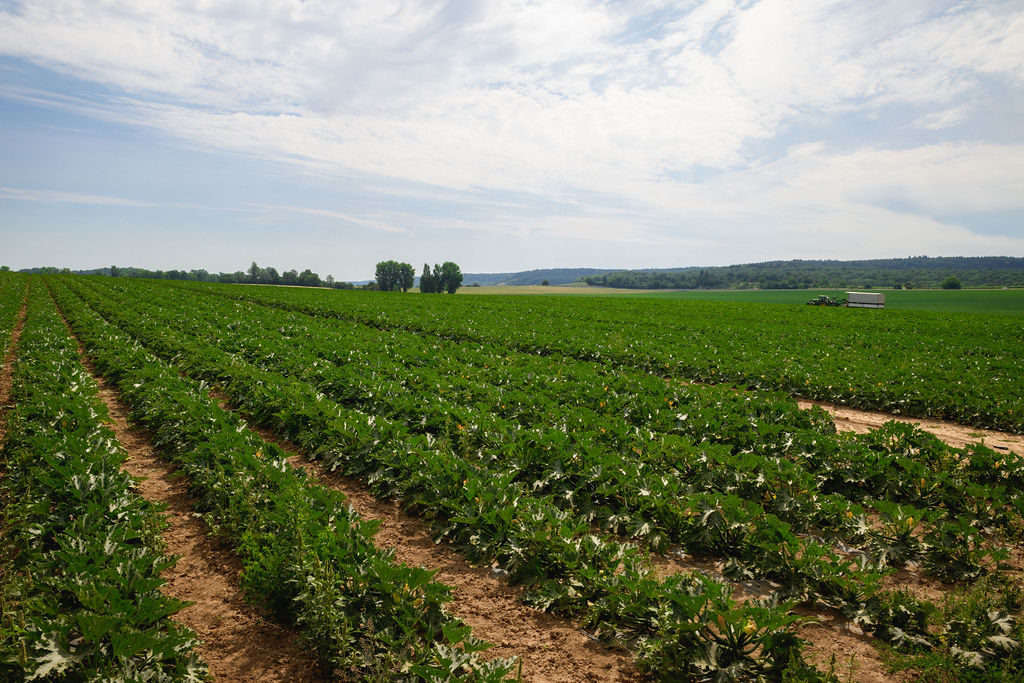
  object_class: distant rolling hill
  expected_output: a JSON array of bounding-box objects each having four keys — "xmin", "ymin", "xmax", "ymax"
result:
[
  {"xmin": 460, "ymin": 268, "xmax": 617, "ymax": 287},
  {"xmin": 462, "ymin": 256, "xmax": 1024, "ymax": 290}
]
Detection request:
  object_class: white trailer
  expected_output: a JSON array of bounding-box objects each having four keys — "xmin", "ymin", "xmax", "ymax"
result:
[{"xmin": 845, "ymin": 291, "xmax": 885, "ymax": 309}]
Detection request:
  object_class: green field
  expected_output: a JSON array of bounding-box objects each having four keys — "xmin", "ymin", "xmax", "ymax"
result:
[
  {"xmin": 460, "ymin": 284, "xmax": 1024, "ymax": 315},
  {"xmin": 609, "ymin": 287, "xmax": 1024, "ymax": 314},
  {"xmin": 215, "ymin": 279, "xmax": 1024, "ymax": 432},
  {"xmin": 6, "ymin": 272, "xmax": 1024, "ymax": 681}
]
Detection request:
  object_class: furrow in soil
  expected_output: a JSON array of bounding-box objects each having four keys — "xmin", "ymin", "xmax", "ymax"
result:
[
  {"xmin": 57, "ymin": 301, "xmax": 324, "ymax": 683},
  {"xmin": 216, "ymin": 394, "xmax": 641, "ymax": 683}
]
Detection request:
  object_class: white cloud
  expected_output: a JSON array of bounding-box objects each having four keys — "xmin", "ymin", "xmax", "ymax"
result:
[
  {"xmin": 3, "ymin": 1, "xmax": 1020, "ymax": 182},
  {"xmin": 251, "ymin": 203, "xmax": 408, "ymax": 234},
  {"xmin": 0, "ymin": 185, "xmax": 182, "ymax": 208},
  {"xmin": 768, "ymin": 142, "xmax": 1024, "ymax": 215},
  {"xmin": 1, "ymin": 0, "xmax": 1022, "ymax": 267},
  {"xmin": 688, "ymin": 140, "xmax": 1021, "ymax": 214},
  {"xmin": 914, "ymin": 103, "xmax": 973, "ymax": 129},
  {"xmin": 720, "ymin": 0, "xmax": 1024, "ymax": 113}
]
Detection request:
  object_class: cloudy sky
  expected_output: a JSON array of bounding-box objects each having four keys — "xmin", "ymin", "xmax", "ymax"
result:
[{"xmin": 1, "ymin": 0, "xmax": 1022, "ymax": 280}]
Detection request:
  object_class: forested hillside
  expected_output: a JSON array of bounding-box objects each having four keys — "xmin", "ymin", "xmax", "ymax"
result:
[
  {"xmin": 582, "ymin": 256, "xmax": 1024, "ymax": 290},
  {"xmin": 461, "ymin": 268, "xmax": 615, "ymax": 286}
]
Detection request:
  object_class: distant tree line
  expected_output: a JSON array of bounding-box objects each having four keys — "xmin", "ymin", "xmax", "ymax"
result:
[
  {"xmin": 243, "ymin": 262, "xmax": 354, "ymax": 288},
  {"xmin": 581, "ymin": 256, "xmax": 1024, "ymax": 290},
  {"xmin": 371, "ymin": 260, "xmax": 463, "ymax": 294},
  {"xmin": 20, "ymin": 263, "xmax": 356, "ymax": 289}
]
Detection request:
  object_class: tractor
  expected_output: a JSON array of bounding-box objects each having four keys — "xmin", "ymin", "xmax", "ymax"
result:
[{"xmin": 806, "ymin": 295, "xmax": 845, "ymax": 306}]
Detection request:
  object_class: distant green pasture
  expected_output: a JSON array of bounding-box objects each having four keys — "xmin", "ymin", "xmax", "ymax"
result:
[
  {"xmin": 459, "ymin": 284, "xmax": 1023, "ymax": 314},
  {"xmin": 589, "ymin": 287, "xmax": 1024, "ymax": 315}
]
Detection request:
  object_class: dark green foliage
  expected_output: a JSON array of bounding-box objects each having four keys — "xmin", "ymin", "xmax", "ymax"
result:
[
  {"xmin": 198, "ymin": 278, "xmax": 1022, "ymax": 432},
  {"xmin": 440, "ymin": 262, "xmax": 463, "ymax": 294},
  {"xmin": 0, "ymin": 279, "xmax": 207, "ymax": 681},
  {"xmin": 49, "ymin": 276, "xmax": 834, "ymax": 680},
  {"xmin": 420, "ymin": 263, "xmax": 435, "ymax": 293},
  {"xmin": 375, "ymin": 260, "xmax": 415, "ymax": 292},
  {"xmin": 45, "ymin": 278, "xmax": 517, "ymax": 681},
  {"xmin": 43, "ymin": 273, "xmax": 1024, "ymax": 680},
  {"xmin": 582, "ymin": 256, "xmax": 1024, "ymax": 290},
  {"xmin": 886, "ymin": 574, "xmax": 1024, "ymax": 681},
  {"xmin": 420, "ymin": 262, "xmax": 463, "ymax": 294}
]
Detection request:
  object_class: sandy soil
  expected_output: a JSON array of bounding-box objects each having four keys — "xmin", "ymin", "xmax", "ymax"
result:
[
  {"xmin": 797, "ymin": 608, "xmax": 907, "ymax": 683},
  {"xmin": 799, "ymin": 399, "xmax": 1024, "ymax": 457},
  {"xmin": 234, "ymin": 411, "xmax": 641, "ymax": 683},
  {"xmin": 0, "ymin": 287, "xmax": 27, "ymax": 448},
  {"xmin": 56, "ymin": 303, "xmax": 324, "ymax": 682}
]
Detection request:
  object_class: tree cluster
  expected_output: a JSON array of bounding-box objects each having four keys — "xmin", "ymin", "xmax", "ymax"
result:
[
  {"xmin": 374, "ymin": 261, "xmax": 416, "ymax": 292},
  {"xmin": 419, "ymin": 262, "xmax": 463, "ymax": 294},
  {"xmin": 248, "ymin": 262, "xmax": 333, "ymax": 288}
]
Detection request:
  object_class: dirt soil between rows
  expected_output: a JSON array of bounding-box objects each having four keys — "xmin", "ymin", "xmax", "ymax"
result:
[
  {"xmin": 58, "ymin": 308, "xmax": 324, "ymax": 681},
  {"xmin": 0, "ymin": 287, "xmax": 28, "ymax": 449},
  {"xmin": 798, "ymin": 400, "xmax": 1024, "ymax": 458},
  {"xmin": 231, "ymin": 409, "xmax": 642, "ymax": 683},
  {"xmin": 226, "ymin": 396, "xmax": 922, "ymax": 683}
]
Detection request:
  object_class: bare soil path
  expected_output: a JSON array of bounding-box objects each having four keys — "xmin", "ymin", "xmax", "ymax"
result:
[
  {"xmin": 227, "ymin": 401, "xmax": 641, "ymax": 683},
  {"xmin": 0, "ymin": 286, "xmax": 28, "ymax": 448},
  {"xmin": 55, "ymin": 301, "xmax": 324, "ymax": 682},
  {"xmin": 798, "ymin": 400, "xmax": 1024, "ymax": 457}
]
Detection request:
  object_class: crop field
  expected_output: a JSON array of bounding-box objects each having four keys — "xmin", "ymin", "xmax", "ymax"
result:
[
  {"xmin": 461, "ymin": 285, "xmax": 1024, "ymax": 316},
  {"xmin": 3, "ymin": 273, "xmax": 1024, "ymax": 682},
  {"xmin": 602, "ymin": 288, "xmax": 1024, "ymax": 315}
]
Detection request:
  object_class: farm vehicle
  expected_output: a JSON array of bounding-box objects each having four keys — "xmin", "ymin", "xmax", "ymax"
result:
[{"xmin": 806, "ymin": 295, "xmax": 846, "ymax": 306}]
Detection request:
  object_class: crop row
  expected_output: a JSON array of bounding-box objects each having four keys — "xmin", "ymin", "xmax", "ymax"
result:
[
  {"xmin": 81, "ymin": 277, "xmax": 1021, "ymax": 583},
  {"xmin": 68, "ymin": 280, "xmax": 880, "ymax": 590},
  {"xmin": 65, "ymin": 275, "xmax": 1024, "ymax": 671},
  {"xmin": 70, "ymin": 276, "xmax": 1009, "ymax": 665},
  {"xmin": 50, "ymin": 277, "xmax": 828, "ymax": 679},
  {"xmin": 45, "ymin": 278, "xmax": 519, "ymax": 681},
  {"xmin": 143, "ymin": 280, "xmax": 1022, "ymax": 586},
  {"xmin": 74, "ymin": 278, "xmax": 1024, "ymax": 671},
  {"xmin": 185, "ymin": 280, "xmax": 1023, "ymax": 433},
  {"xmin": 0, "ymin": 279, "xmax": 207, "ymax": 681},
  {"xmin": 0, "ymin": 274, "xmax": 25, "ymax": 362}
]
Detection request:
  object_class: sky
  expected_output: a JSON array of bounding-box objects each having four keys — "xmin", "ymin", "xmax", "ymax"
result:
[{"xmin": 1, "ymin": 0, "xmax": 1023, "ymax": 281}]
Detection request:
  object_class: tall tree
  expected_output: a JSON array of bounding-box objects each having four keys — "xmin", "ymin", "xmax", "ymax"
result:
[
  {"xmin": 375, "ymin": 260, "xmax": 410, "ymax": 292},
  {"xmin": 399, "ymin": 262, "xmax": 415, "ymax": 292},
  {"xmin": 375, "ymin": 261, "xmax": 395, "ymax": 291},
  {"xmin": 440, "ymin": 261, "xmax": 463, "ymax": 294},
  {"xmin": 298, "ymin": 269, "xmax": 321, "ymax": 287},
  {"xmin": 420, "ymin": 263, "xmax": 434, "ymax": 293}
]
